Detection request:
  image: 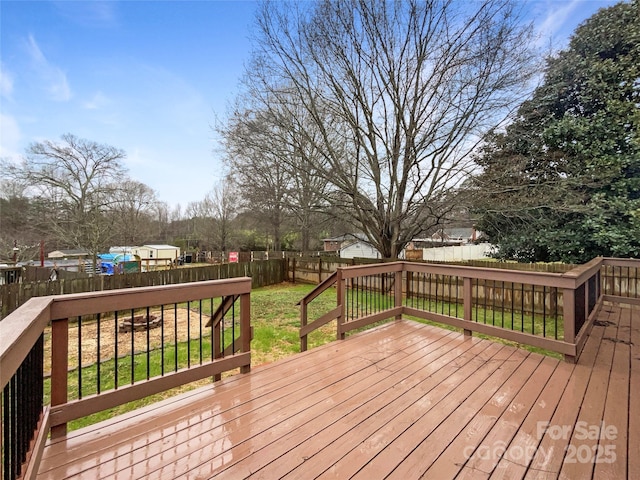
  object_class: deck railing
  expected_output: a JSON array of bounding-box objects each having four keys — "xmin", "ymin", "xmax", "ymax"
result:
[
  {"xmin": 299, "ymin": 257, "xmax": 640, "ymax": 360},
  {"xmin": 0, "ymin": 277, "xmax": 252, "ymax": 480}
]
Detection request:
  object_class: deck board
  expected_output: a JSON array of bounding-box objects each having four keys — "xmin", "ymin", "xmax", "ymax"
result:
[{"xmin": 37, "ymin": 302, "xmax": 639, "ymax": 480}]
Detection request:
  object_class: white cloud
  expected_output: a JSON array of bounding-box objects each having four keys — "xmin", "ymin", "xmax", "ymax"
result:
[
  {"xmin": 0, "ymin": 113, "xmax": 23, "ymax": 159},
  {"xmin": 534, "ymin": 0, "xmax": 582, "ymax": 50},
  {"xmin": 53, "ymin": 1, "xmax": 117, "ymax": 27},
  {"xmin": 83, "ymin": 91, "xmax": 110, "ymax": 110},
  {"xmin": 26, "ymin": 34, "xmax": 72, "ymax": 102},
  {"xmin": 0, "ymin": 64, "xmax": 14, "ymax": 100}
]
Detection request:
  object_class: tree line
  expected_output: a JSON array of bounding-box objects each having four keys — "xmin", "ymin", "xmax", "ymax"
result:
[
  {"xmin": 0, "ymin": 132, "xmax": 331, "ymax": 264},
  {"xmin": 2, "ymin": 1, "xmax": 637, "ymax": 264}
]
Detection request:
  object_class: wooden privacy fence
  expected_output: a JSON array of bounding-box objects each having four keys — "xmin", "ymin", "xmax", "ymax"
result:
[{"xmin": 0, "ymin": 260, "xmax": 285, "ymax": 320}]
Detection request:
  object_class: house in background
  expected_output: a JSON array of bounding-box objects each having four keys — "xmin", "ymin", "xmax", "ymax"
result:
[
  {"xmin": 339, "ymin": 237, "xmax": 381, "ymax": 259},
  {"xmin": 323, "ymin": 234, "xmax": 382, "ymax": 259},
  {"xmin": 323, "ymin": 235, "xmax": 351, "ymax": 252},
  {"xmin": 47, "ymin": 249, "xmax": 89, "ymax": 260},
  {"xmin": 406, "ymin": 228, "xmax": 483, "ymax": 250}
]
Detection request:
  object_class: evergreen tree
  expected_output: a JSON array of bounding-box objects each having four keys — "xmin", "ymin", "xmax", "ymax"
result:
[{"xmin": 473, "ymin": 0, "xmax": 640, "ymax": 263}]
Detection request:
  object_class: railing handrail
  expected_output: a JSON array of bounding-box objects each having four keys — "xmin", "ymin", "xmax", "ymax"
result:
[
  {"xmin": 296, "ymin": 270, "xmax": 337, "ymax": 306},
  {"xmin": 337, "ymin": 260, "xmax": 595, "ymax": 289},
  {"xmin": 561, "ymin": 257, "xmax": 603, "ymax": 285}
]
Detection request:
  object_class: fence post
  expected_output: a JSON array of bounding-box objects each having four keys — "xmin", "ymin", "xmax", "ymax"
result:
[
  {"xmin": 50, "ymin": 318, "xmax": 69, "ymax": 439},
  {"xmin": 463, "ymin": 277, "xmax": 472, "ymax": 337},
  {"xmin": 563, "ymin": 287, "xmax": 576, "ymax": 363},
  {"xmin": 292, "ymin": 258, "xmax": 296, "ymax": 284}
]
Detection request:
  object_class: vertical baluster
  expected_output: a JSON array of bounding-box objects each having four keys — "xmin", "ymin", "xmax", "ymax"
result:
[
  {"xmin": 114, "ymin": 311, "xmax": 119, "ymax": 389},
  {"xmin": 483, "ymin": 279, "xmax": 488, "ymax": 324},
  {"xmin": 448, "ymin": 275, "xmax": 452, "ymax": 317},
  {"xmin": 501, "ymin": 281, "xmax": 505, "ymax": 328},
  {"xmin": 455, "ymin": 276, "xmax": 459, "ymax": 318},
  {"xmin": 520, "ymin": 283, "xmax": 525, "ymax": 332},
  {"xmin": 187, "ymin": 301, "xmax": 191, "ymax": 368},
  {"xmin": 96, "ymin": 313, "xmax": 101, "ymax": 394},
  {"xmin": 435, "ymin": 274, "xmax": 439, "ymax": 313},
  {"xmin": 555, "ymin": 288, "xmax": 559, "ymax": 340},
  {"xmin": 78, "ymin": 315, "xmax": 82, "ymax": 399},
  {"xmin": 511, "ymin": 282, "xmax": 515, "ymax": 330},
  {"xmin": 174, "ymin": 303, "xmax": 178, "ymax": 372},
  {"xmin": 3, "ymin": 381, "xmax": 10, "ymax": 479},
  {"xmin": 131, "ymin": 309, "xmax": 135, "ymax": 385},
  {"xmin": 199, "ymin": 300, "xmax": 203, "ymax": 364},
  {"xmin": 492, "ymin": 280, "xmax": 496, "ymax": 326},
  {"xmin": 210, "ymin": 298, "xmax": 215, "ymax": 362},
  {"xmin": 543, "ymin": 286, "xmax": 547, "ymax": 337},
  {"xmin": 146, "ymin": 307, "xmax": 150, "ymax": 380},
  {"xmin": 474, "ymin": 279, "xmax": 479, "ymax": 322},
  {"xmin": 161, "ymin": 305, "xmax": 165, "ymax": 375}
]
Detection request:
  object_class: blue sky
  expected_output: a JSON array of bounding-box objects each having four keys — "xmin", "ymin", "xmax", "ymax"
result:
[{"xmin": 0, "ymin": 0, "xmax": 621, "ymax": 209}]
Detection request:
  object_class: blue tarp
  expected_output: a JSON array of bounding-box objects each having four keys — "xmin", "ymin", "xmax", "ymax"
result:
[{"xmin": 98, "ymin": 253, "xmax": 137, "ymax": 275}]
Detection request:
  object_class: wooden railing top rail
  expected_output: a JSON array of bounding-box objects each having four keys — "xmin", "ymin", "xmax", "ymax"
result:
[
  {"xmin": 561, "ymin": 257, "xmax": 603, "ymax": 285},
  {"xmin": 48, "ymin": 277, "xmax": 251, "ymax": 320},
  {"xmin": 0, "ymin": 277, "xmax": 253, "ymax": 391},
  {"xmin": 333, "ymin": 260, "xmax": 601, "ymax": 289}
]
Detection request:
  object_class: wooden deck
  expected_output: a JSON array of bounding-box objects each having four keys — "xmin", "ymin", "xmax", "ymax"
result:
[{"xmin": 37, "ymin": 302, "xmax": 638, "ymax": 479}]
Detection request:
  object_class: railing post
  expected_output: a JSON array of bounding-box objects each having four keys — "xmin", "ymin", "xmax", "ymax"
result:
[
  {"xmin": 563, "ymin": 287, "xmax": 576, "ymax": 363},
  {"xmin": 463, "ymin": 277, "xmax": 472, "ymax": 337},
  {"xmin": 395, "ymin": 268, "xmax": 403, "ymax": 320},
  {"xmin": 300, "ymin": 299, "xmax": 308, "ymax": 352},
  {"xmin": 336, "ymin": 269, "xmax": 345, "ymax": 340},
  {"xmin": 240, "ymin": 291, "xmax": 251, "ymax": 374},
  {"xmin": 50, "ymin": 318, "xmax": 69, "ymax": 439}
]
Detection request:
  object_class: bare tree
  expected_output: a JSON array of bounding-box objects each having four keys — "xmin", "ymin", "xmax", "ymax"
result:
[
  {"xmin": 207, "ymin": 178, "xmax": 239, "ymax": 252},
  {"xmin": 240, "ymin": 0, "xmax": 537, "ymax": 258},
  {"xmin": 222, "ymin": 108, "xmax": 293, "ymax": 250},
  {"xmin": 2, "ymin": 133, "xmax": 127, "ymax": 265},
  {"xmin": 110, "ymin": 180, "xmax": 160, "ymax": 246},
  {"xmin": 221, "ymin": 99, "xmax": 330, "ymax": 251}
]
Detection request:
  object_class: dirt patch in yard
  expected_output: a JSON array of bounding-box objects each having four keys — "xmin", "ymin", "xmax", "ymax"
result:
[{"xmin": 43, "ymin": 307, "xmax": 231, "ymax": 373}]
